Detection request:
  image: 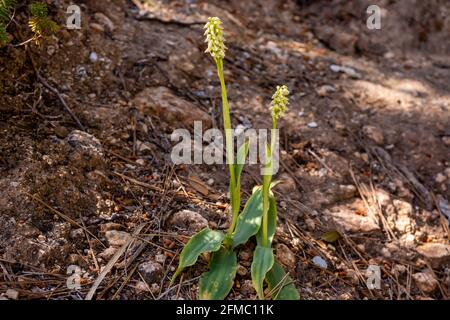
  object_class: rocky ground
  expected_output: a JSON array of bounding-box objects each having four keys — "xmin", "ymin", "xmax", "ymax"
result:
[{"xmin": 0, "ymin": 0, "xmax": 449, "ymax": 300}]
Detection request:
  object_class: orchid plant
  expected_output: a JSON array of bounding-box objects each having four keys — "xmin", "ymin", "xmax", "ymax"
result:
[
  {"xmin": 251, "ymin": 85, "xmax": 299, "ymax": 300},
  {"xmin": 171, "ymin": 17, "xmax": 299, "ymax": 300}
]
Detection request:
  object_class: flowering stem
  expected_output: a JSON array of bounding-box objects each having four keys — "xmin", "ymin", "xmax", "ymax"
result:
[
  {"xmin": 261, "ymin": 120, "xmax": 276, "ymax": 247},
  {"xmin": 215, "ymin": 59, "xmax": 239, "ymax": 238}
]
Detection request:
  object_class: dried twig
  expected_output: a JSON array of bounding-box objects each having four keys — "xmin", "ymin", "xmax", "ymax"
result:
[
  {"xmin": 25, "ymin": 192, "xmax": 103, "ymax": 245},
  {"xmin": 85, "ymin": 223, "xmax": 146, "ymax": 300},
  {"xmin": 27, "ymin": 50, "xmax": 85, "ymax": 131}
]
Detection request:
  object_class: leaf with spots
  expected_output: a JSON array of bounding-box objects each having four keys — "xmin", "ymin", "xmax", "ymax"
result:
[{"xmin": 198, "ymin": 247, "xmax": 237, "ymax": 300}]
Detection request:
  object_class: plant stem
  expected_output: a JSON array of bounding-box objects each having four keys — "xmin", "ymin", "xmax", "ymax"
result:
[
  {"xmin": 261, "ymin": 174, "xmax": 271, "ymax": 247},
  {"xmin": 261, "ymin": 120, "xmax": 277, "ymax": 247},
  {"xmin": 215, "ymin": 59, "xmax": 239, "ymax": 238}
]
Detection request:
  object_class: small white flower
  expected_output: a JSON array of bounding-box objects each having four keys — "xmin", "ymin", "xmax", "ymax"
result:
[
  {"xmin": 204, "ymin": 17, "xmax": 226, "ymax": 60},
  {"xmin": 270, "ymin": 85, "xmax": 289, "ymax": 120}
]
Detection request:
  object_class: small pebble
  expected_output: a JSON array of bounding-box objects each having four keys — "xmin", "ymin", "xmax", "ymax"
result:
[
  {"xmin": 312, "ymin": 256, "xmax": 328, "ymax": 269},
  {"xmin": 89, "ymin": 52, "xmax": 98, "ymax": 63},
  {"xmin": 5, "ymin": 289, "xmax": 19, "ymax": 300},
  {"xmin": 435, "ymin": 173, "xmax": 447, "ymax": 184}
]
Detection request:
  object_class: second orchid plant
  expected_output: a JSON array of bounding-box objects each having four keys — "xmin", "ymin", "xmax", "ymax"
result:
[{"xmin": 171, "ymin": 17, "xmax": 299, "ymax": 300}]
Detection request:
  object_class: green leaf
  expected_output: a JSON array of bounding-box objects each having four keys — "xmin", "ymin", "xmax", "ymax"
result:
[
  {"xmin": 251, "ymin": 245, "xmax": 274, "ymax": 300},
  {"xmin": 0, "ymin": 24, "xmax": 9, "ymax": 46},
  {"xmin": 0, "ymin": 0, "xmax": 17, "ymax": 22},
  {"xmin": 256, "ymin": 194, "xmax": 277, "ymax": 246},
  {"xmin": 171, "ymin": 228, "xmax": 225, "ymax": 284},
  {"xmin": 321, "ymin": 230, "xmax": 341, "ymax": 243},
  {"xmin": 31, "ymin": 2, "xmax": 49, "ymax": 19},
  {"xmin": 199, "ymin": 247, "xmax": 237, "ymax": 300},
  {"xmin": 235, "ymin": 140, "xmax": 249, "ymax": 182},
  {"xmin": 231, "ymin": 187, "xmax": 263, "ymax": 248},
  {"xmin": 266, "ymin": 261, "xmax": 300, "ymax": 300}
]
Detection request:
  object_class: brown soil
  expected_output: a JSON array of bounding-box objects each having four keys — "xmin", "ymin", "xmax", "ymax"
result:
[{"xmin": 0, "ymin": 0, "xmax": 449, "ymax": 300}]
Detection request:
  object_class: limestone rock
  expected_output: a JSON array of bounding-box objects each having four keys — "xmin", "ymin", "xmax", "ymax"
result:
[
  {"xmin": 132, "ymin": 87, "xmax": 211, "ymax": 128},
  {"xmin": 169, "ymin": 210, "xmax": 208, "ymax": 232},
  {"xmin": 417, "ymin": 243, "xmax": 450, "ymax": 268}
]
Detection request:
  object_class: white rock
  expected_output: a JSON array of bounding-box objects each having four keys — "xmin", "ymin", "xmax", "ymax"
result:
[
  {"xmin": 312, "ymin": 256, "xmax": 328, "ymax": 269},
  {"xmin": 307, "ymin": 121, "xmax": 318, "ymax": 128},
  {"xmin": 384, "ymin": 51, "xmax": 395, "ymax": 59},
  {"xmin": 89, "ymin": 52, "xmax": 98, "ymax": 63},
  {"xmin": 330, "ymin": 64, "xmax": 361, "ymax": 78}
]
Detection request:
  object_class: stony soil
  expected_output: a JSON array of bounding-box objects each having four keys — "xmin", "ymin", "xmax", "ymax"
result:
[{"xmin": 0, "ymin": 0, "xmax": 449, "ymax": 300}]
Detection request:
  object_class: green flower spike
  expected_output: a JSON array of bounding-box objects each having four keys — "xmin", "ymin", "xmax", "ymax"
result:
[
  {"xmin": 204, "ymin": 17, "xmax": 226, "ymax": 60},
  {"xmin": 270, "ymin": 85, "xmax": 289, "ymax": 121}
]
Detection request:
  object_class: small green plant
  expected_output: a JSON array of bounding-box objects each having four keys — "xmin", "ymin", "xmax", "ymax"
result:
[
  {"xmin": 0, "ymin": 23, "xmax": 8, "ymax": 46},
  {"xmin": 0, "ymin": 0, "xmax": 17, "ymax": 46},
  {"xmin": 171, "ymin": 17, "xmax": 299, "ymax": 300},
  {"xmin": 0, "ymin": 0, "xmax": 16, "ymax": 20},
  {"xmin": 171, "ymin": 17, "xmax": 255, "ymax": 300},
  {"xmin": 250, "ymin": 85, "xmax": 299, "ymax": 300},
  {"xmin": 28, "ymin": 2, "xmax": 58, "ymax": 45},
  {"xmin": 0, "ymin": 1, "xmax": 58, "ymax": 47}
]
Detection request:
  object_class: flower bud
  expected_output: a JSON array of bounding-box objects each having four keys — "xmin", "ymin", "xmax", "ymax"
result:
[
  {"xmin": 204, "ymin": 17, "xmax": 226, "ymax": 60},
  {"xmin": 270, "ymin": 85, "xmax": 289, "ymax": 120}
]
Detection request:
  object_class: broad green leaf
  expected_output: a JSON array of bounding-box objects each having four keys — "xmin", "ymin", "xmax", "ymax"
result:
[
  {"xmin": 231, "ymin": 187, "xmax": 263, "ymax": 248},
  {"xmin": 199, "ymin": 247, "xmax": 237, "ymax": 300},
  {"xmin": 171, "ymin": 228, "xmax": 225, "ymax": 284},
  {"xmin": 321, "ymin": 230, "xmax": 341, "ymax": 243},
  {"xmin": 235, "ymin": 140, "xmax": 249, "ymax": 182},
  {"xmin": 266, "ymin": 261, "xmax": 300, "ymax": 300},
  {"xmin": 256, "ymin": 194, "xmax": 277, "ymax": 246},
  {"xmin": 251, "ymin": 245, "xmax": 274, "ymax": 300}
]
